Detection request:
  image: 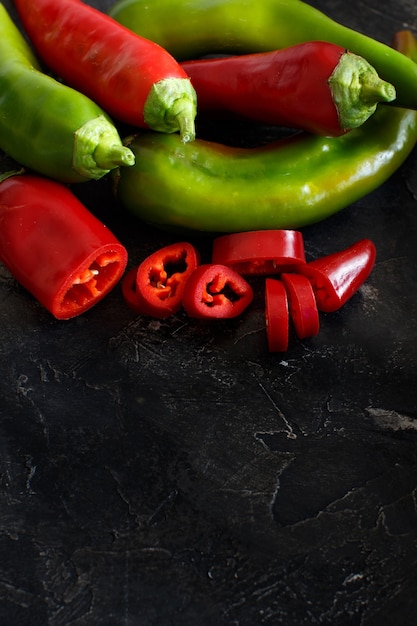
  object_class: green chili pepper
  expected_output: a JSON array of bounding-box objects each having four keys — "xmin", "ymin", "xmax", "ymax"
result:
[
  {"xmin": 109, "ymin": 0, "xmax": 417, "ymax": 110},
  {"xmin": 0, "ymin": 3, "xmax": 134, "ymax": 183},
  {"xmin": 114, "ymin": 97, "xmax": 417, "ymax": 234}
]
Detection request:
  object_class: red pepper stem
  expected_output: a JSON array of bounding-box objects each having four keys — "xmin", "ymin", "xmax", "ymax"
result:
[
  {"xmin": 143, "ymin": 78, "xmax": 197, "ymax": 143},
  {"xmin": 329, "ymin": 51, "xmax": 396, "ymax": 130},
  {"xmin": 360, "ymin": 78, "xmax": 396, "ymax": 104}
]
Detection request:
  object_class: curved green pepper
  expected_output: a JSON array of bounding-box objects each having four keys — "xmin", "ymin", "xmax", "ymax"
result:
[
  {"xmin": 0, "ymin": 3, "xmax": 134, "ymax": 183},
  {"xmin": 113, "ymin": 102, "xmax": 417, "ymax": 233},
  {"xmin": 109, "ymin": 0, "xmax": 417, "ymax": 110}
]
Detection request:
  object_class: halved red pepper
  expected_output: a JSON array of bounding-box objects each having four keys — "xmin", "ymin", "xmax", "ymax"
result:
[
  {"xmin": 0, "ymin": 173, "xmax": 128, "ymax": 319},
  {"xmin": 265, "ymin": 278, "xmax": 289, "ymax": 352},
  {"xmin": 211, "ymin": 230, "xmax": 306, "ymax": 275},
  {"xmin": 298, "ymin": 239, "xmax": 376, "ymax": 312},
  {"xmin": 182, "ymin": 263, "xmax": 253, "ymax": 319},
  {"xmin": 122, "ymin": 242, "xmax": 199, "ymax": 318},
  {"xmin": 281, "ymin": 273, "xmax": 320, "ymax": 339}
]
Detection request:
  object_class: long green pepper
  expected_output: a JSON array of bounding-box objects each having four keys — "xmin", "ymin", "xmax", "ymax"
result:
[
  {"xmin": 113, "ymin": 103, "xmax": 417, "ymax": 233},
  {"xmin": 0, "ymin": 3, "xmax": 134, "ymax": 183},
  {"xmin": 109, "ymin": 0, "xmax": 417, "ymax": 111}
]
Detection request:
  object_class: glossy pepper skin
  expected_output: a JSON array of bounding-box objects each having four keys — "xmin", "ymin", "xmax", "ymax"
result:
[
  {"xmin": 0, "ymin": 3, "xmax": 134, "ymax": 183},
  {"xmin": 265, "ymin": 279, "xmax": 289, "ymax": 353},
  {"xmin": 182, "ymin": 264, "xmax": 254, "ymax": 319},
  {"xmin": 211, "ymin": 230, "xmax": 306, "ymax": 275},
  {"xmin": 114, "ymin": 101, "xmax": 417, "ymax": 233},
  {"xmin": 298, "ymin": 239, "xmax": 376, "ymax": 313},
  {"xmin": 109, "ymin": 0, "xmax": 417, "ymax": 111},
  {"xmin": 0, "ymin": 174, "xmax": 128, "ymax": 319},
  {"xmin": 181, "ymin": 42, "xmax": 395, "ymax": 136},
  {"xmin": 122, "ymin": 242, "xmax": 199, "ymax": 318},
  {"xmin": 281, "ymin": 273, "xmax": 320, "ymax": 339},
  {"xmin": 14, "ymin": 0, "xmax": 197, "ymax": 142}
]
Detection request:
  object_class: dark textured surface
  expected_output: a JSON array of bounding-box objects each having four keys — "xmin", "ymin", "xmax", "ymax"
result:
[{"xmin": 1, "ymin": 1, "xmax": 417, "ymax": 624}]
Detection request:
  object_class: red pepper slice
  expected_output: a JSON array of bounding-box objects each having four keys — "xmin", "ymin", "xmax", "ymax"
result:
[
  {"xmin": 0, "ymin": 174, "xmax": 128, "ymax": 319},
  {"xmin": 211, "ymin": 230, "xmax": 306, "ymax": 275},
  {"xmin": 281, "ymin": 273, "xmax": 320, "ymax": 339},
  {"xmin": 298, "ymin": 239, "xmax": 376, "ymax": 313},
  {"xmin": 265, "ymin": 278, "xmax": 289, "ymax": 352},
  {"xmin": 122, "ymin": 267, "xmax": 145, "ymax": 315},
  {"xmin": 182, "ymin": 263, "xmax": 253, "ymax": 319},
  {"xmin": 122, "ymin": 242, "xmax": 199, "ymax": 318}
]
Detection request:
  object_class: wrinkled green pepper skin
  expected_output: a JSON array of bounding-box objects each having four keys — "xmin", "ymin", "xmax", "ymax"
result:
[
  {"xmin": 114, "ymin": 104, "xmax": 417, "ymax": 233},
  {"xmin": 109, "ymin": 0, "xmax": 417, "ymax": 110}
]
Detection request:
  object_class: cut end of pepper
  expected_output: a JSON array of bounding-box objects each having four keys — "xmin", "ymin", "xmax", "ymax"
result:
[
  {"xmin": 54, "ymin": 244, "xmax": 128, "ymax": 319},
  {"xmin": 329, "ymin": 51, "xmax": 396, "ymax": 130},
  {"xmin": 143, "ymin": 77, "xmax": 197, "ymax": 142},
  {"xmin": 74, "ymin": 115, "xmax": 135, "ymax": 180}
]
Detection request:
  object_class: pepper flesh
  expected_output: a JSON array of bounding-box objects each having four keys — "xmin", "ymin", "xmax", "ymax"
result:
[
  {"xmin": 181, "ymin": 42, "xmax": 395, "ymax": 135},
  {"xmin": 212, "ymin": 230, "xmax": 306, "ymax": 275},
  {"xmin": 14, "ymin": 0, "xmax": 197, "ymax": 142},
  {"xmin": 0, "ymin": 3, "xmax": 134, "ymax": 183},
  {"xmin": 0, "ymin": 174, "xmax": 128, "ymax": 319},
  {"xmin": 123, "ymin": 242, "xmax": 199, "ymax": 318},
  {"xmin": 298, "ymin": 239, "xmax": 376, "ymax": 313},
  {"xmin": 182, "ymin": 264, "xmax": 254, "ymax": 319},
  {"xmin": 109, "ymin": 0, "xmax": 417, "ymax": 110}
]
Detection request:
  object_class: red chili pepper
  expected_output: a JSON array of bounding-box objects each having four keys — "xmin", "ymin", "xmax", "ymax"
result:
[
  {"xmin": 122, "ymin": 267, "xmax": 145, "ymax": 315},
  {"xmin": 211, "ymin": 230, "xmax": 306, "ymax": 275},
  {"xmin": 265, "ymin": 279, "xmax": 289, "ymax": 352},
  {"xmin": 0, "ymin": 173, "xmax": 128, "ymax": 319},
  {"xmin": 181, "ymin": 41, "xmax": 395, "ymax": 135},
  {"xmin": 122, "ymin": 242, "xmax": 199, "ymax": 318},
  {"xmin": 298, "ymin": 239, "xmax": 376, "ymax": 313},
  {"xmin": 281, "ymin": 273, "xmax": 320, "ymax": 339},
  {"xmin": 14, "ymin": 0, "xmax": 197, "ymax": 142},
  {"xmin": 182, "ymin": 264, "xmax": 253, "ymax": 319}
]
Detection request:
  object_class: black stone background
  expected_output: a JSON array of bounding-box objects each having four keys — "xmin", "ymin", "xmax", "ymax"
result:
[{"xmin": 1, "ymin": 0, "xmax": 417, "ymax": 624}]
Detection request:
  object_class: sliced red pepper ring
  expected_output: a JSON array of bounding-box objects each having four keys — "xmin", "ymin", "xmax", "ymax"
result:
[
  {"xmin": 0, "ymin": 174, "xmax": 127, "ymax": 319},
  {"xmin": 182, "ymin": 263, "xmax": 254, "ymax": 319},
  {"xmin": 122, "ymin": 241, "xmax": 199, "ymax": 318},
  {"xmin": 265, "ymin": 278, "xmax": 289, "ymax": 352},
  {"xmin": 122, "ymin": 266, "xmax": 144, "ymax": 314},
  {"xmin": 211, "ymin": 230, "xmax": 306, "ymax": 275},
  {"xmin": 281, "ymin": 273, "xmax": 320, "ymax": 339},
  {"xmin": 298, "ymin": 239, "xmax": 376, "ymax": 313}
]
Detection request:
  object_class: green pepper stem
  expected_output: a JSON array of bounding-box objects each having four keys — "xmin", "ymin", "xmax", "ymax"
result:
[
  {"xmin": 329, "ymin": 51, "xmax": 396, "ymax": 130},
  {"xmin": 143, "ymin": 77, "xmax": 197, "ymax": 142},
  {"xmin": 74, "ymin": 115, "xmax": 135, "ymax": 180},
  {"xmin": 94, "ymin": 142, "xmax": 135, "ymax": 169}
]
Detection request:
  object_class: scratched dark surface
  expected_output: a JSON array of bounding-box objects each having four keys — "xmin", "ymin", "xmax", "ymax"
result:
[{"xmin": 1, "ymin": 0, "xmax": 417, "ymax": 624}]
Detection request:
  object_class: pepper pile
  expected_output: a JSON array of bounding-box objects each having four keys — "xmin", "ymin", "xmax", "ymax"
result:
[
  {"xmin": 109, "ymin": 0, "xmax": 417, "ymax": 233},
  {"xmin": 0, "ymin": 0, "xmax": 416, "ymax": 329},
  {"xmin": 122, "ymin": 232, "xmax": 376, "ymax": 352}
]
